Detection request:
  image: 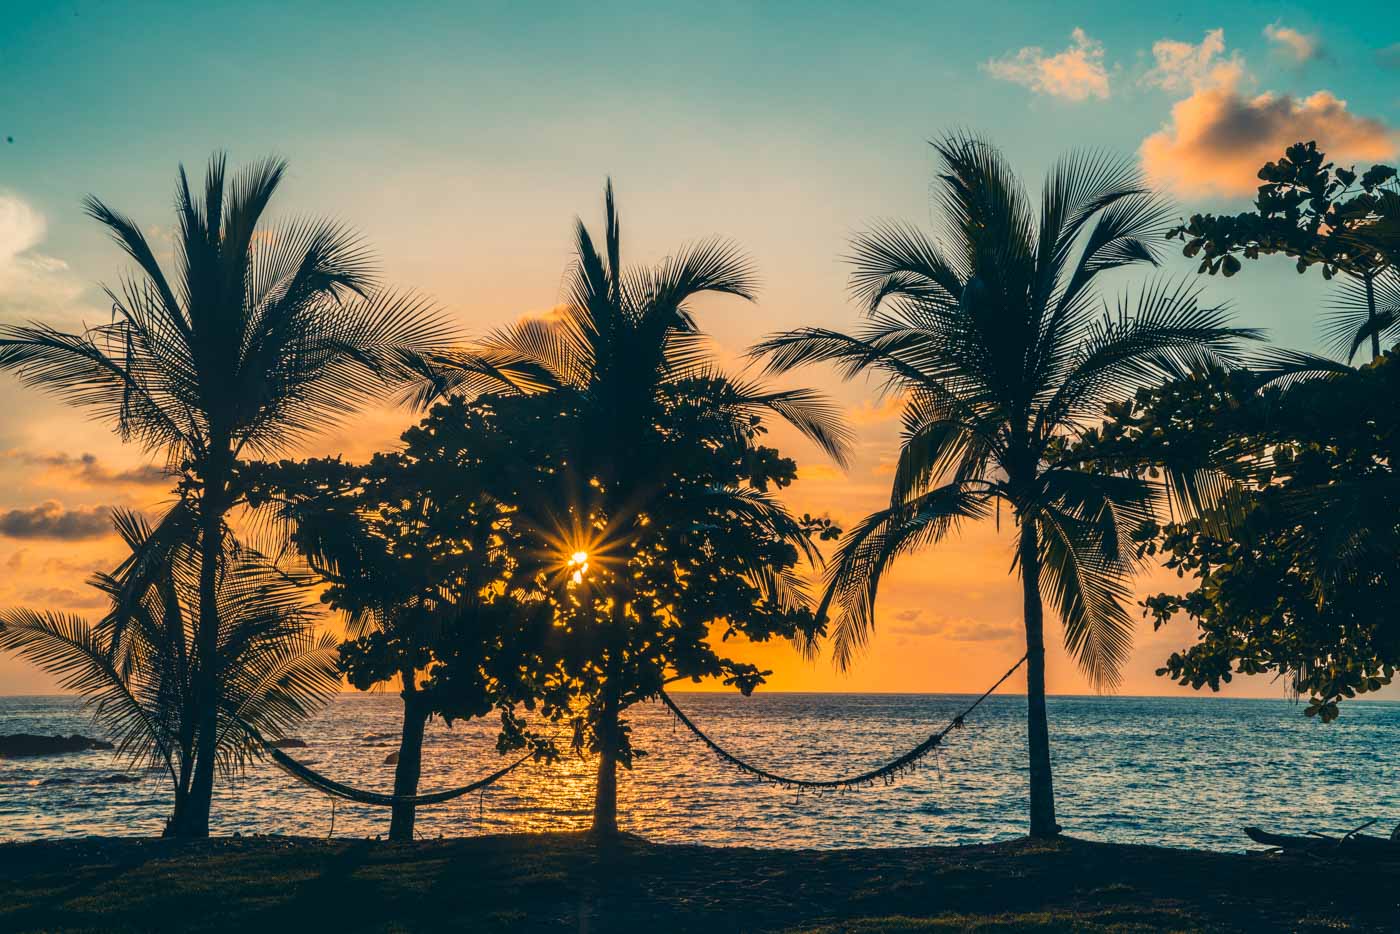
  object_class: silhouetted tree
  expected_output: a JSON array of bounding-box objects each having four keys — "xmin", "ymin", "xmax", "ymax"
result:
[
  {"xmin": 0, "ymin": 512, "xmax": 339, "ymax": 835},
  {"xmin": 1168, "ymin": 141, "xmax": 1399, "ymax": 360},
  {"xmin": 248, "ymin": 400, "xmax": 561, "ymax": 841},
  {"xmin": 1072, "ymin": 352, "xmax": 1400, "ymax": 721},
  {"xmin": 456, "ymin": 182, "xmax": 849, "ymax": 834},
  {"xmin": 754, "ymin": 134, "xmax": 1255, "ymax": 838},
  {"xmin": 0, "ymin": 155, "xmax": 459, "ymax": 836}
]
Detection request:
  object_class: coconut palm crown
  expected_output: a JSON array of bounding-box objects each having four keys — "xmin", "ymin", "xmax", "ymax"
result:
[{"xmin": 753, "ymin": 134, "xmax": 1259, "ymax": 837}]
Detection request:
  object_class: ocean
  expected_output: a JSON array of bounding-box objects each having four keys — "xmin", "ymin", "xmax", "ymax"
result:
[{"xmin": 2, "ymin": 692, "xmax": 1397, "ymax": 851}]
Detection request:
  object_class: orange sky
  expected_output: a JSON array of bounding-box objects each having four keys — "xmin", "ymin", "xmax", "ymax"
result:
[{"xmin": 0, "ymin": 345, "xmax": 1367, "ymax": 704}]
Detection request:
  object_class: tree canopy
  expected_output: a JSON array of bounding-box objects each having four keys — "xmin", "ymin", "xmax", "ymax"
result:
[
  {"xmin": 1072, "ymin": 353, "xmax": 1400, "ymax": 721},
  {"xmin": 1167, "ymin": 141, "xmax": 1399, "ymax": 360}
]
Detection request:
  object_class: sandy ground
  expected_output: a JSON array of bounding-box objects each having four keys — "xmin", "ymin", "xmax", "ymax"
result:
[{"xmin": 1, "ymin": 832, "xmax": 1397, "ymax": 932}]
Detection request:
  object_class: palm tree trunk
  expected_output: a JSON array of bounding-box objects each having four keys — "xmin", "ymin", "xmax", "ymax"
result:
[
  {"xmin": 389, "ymin": 672, "xmax": 429, "ymax": 842},
  {"xmin": 1018, "ymin": 521, "xmax": 1059, "ymax": 839},
  {"xmin": 164, "ymin": 722, "xmax": 197, "ymax": 837},
  {"xmin": 175, "ymin": 463, "xmax": 229, "ymax": 839},
  {"xmin": 591, "ymin": 690, "xmax": 620, "ymax": 836},
  {"xmin": 164, "ymin": 767, "xmax": 192, "ymax": 838}
]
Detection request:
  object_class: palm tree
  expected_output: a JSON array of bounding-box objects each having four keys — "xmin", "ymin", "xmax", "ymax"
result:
[
  {"xmin": 0, "ymin": 511, "xmax": 339, "ymax": 836},
  {"xmin": 0, "ymin": 155, "xmax": 459, "ymax": 836},
  {"xmin": 468, "ymin": 180, "xmax": 851, "ymax": 834},
  {"xmin": 753, "ymin": 135, "xmax": 1256, "ymax": 838}
]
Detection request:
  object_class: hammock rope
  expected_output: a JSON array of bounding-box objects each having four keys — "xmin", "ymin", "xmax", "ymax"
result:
[
  {"xmin": 235, "ymin": 713, "xmax": 532, "ymax": 807},
  {"xmin": 261, "ymin": 743, "xmax": 531, "ymax": 807},
  {"xmin": 658, "ymin": 653, "xmax": 1028, "ymax": 791}
]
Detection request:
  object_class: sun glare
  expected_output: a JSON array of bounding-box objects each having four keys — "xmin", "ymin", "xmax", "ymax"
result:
[{"xmin": 567, "ymin": 550, "xmax": 590, "ymax": 585}]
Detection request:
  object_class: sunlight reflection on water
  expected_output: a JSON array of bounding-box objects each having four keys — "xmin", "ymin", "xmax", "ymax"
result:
[{"xmin": 2, "ymin": 693, "xmax": 1397, "ymax": 851}]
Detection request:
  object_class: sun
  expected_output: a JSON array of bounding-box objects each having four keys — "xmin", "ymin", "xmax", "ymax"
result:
[{"xmin": 567, "ymin": 550, "xmax": 590, "ymax": 585}]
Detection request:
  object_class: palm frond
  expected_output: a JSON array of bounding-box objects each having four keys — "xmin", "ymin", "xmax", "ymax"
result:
[
  {"xmin": 1323, "ymin": 269, "xmax": 1400, "ymax": 361},
  {"xmin": 823, "ymin": 483, "xmax": 992, "ymax": 669},
  {"xmin": 1039, "ymin": 278, "xmax": 1260, "ymax": 433},
  {"xmin": 1030, "ymin": 511, "xmax": 1134, "ymax": 690},
  {"xmin": 0, "ymin": 609, "xmax": 177, "ymax": 777}
]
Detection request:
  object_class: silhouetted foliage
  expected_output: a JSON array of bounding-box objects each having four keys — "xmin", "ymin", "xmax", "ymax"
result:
[
  {"xmin": 0, "ymin": 513, "xmax": 339, "ymax": 834},
  {"xmin": 450, "ymin": 182, "xmax": 848, "ymax": 833},
  {"xmin": 0, "ymin": 155, "xmax": 458, "ymax": 836},
  {"xmin": 1072, "ymin": 353, "xmax": 1400, "ymax": 721},
  {"xmin": 754, "ymin": 134, "xmax": 1257, "ymax": 837},
  {"xmin": 1168, "ymin": 141, "xmax": 1400, "ymax": 360},
  {"xmin": 248, "ymin": 398, "xmax": 566, "ymax": 838}
]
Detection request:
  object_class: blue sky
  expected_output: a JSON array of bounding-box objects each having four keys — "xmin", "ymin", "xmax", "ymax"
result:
[{"xmin": 0, "ymin": 1, "xmax": 1397, "ymax": 694}]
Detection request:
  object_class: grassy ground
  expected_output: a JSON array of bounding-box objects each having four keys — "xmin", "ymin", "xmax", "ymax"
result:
[{"xmin": 1, "ymin": 832, "xmax": 1396, "ymax": 932}]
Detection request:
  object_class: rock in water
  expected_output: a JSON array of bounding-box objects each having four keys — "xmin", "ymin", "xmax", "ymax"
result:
[
  {"xmin": 94, "ymin": 774, "xmax": 140, "ymax": 784},
  {"xmin": 0, "ymin": 734, "xmax": 115, "ymax": 758},
  {"xmin": 37, "ymin": 777, "xmax": 76, "ymax": 787},
  {"xmin": 268, "ymin": 738, "xmax": 308, "ymax": 749},
  {"xmin": 384, "ymin": 751, "xmax": 399, "ymax": 765}
]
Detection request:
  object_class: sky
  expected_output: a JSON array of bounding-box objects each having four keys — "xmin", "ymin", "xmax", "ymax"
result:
[{"xmin": 1, "ymin": 0, "xmax": 1397, "ymax": 698}]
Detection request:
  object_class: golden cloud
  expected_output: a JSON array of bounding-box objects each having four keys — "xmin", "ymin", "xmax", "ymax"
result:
[
  {"xmin": 796, "ymin": 463, "xmax": 844, "ymax": 482},
  {"xmin": 1140, "ymin": 30, "xmax": 1396, "ymax": 198},
  {"xmin": 984, "ymin": 28, "xmax": 1111, "ymax": 102},
  {"xmin": 847, "ymin": 393, "xmax": 907, "ymax": 426},
  {"xmin": 1142, "ymin": 85, "xmax": 1397, "ymax": 198}
]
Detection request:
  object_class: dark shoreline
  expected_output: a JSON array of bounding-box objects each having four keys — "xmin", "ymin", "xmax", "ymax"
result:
[{"xmin": 2, "ymin": 833, "xmax": 1396, "ymax": 932}]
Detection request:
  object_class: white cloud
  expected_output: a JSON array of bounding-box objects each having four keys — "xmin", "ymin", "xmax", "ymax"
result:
[
  {"xmin": 984, "ymin": 28, "xmax": 1111, "ymax": 102},
  {"xmin": 1264, "ymin": 23, "xmax": 1321, "ymax": 64},
  {"xmin": 0, "ymin": 194, "xmax": 88, "ymax": 328}
]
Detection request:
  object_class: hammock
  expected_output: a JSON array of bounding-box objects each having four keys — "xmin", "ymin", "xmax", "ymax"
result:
[
  {"xmin": 236, "ymin": 714, "xmax": 532, "ymax": 807},
  {"xmin": 659, "ymin": 653, "xmax": 1027, "ymax": 791},
  {"xmin": 262, "ymin": 743, "xmax": 531, "ymax": 807}
]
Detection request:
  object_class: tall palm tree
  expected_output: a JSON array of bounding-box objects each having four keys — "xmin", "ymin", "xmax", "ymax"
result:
[
  {"xmin": 468, "ymin": 180, "xmax": 851, "ymax": 834},
  {"xmin": 753, "ymin": 136, "xmax": 1256, "ymax": 837},
  {"xmin": 0, "ymin": 511, "xmax": 339, "ymax": 836},
  {"xmin": 0, "ymin": 155, "xmax": 459, "ymax": 836}
]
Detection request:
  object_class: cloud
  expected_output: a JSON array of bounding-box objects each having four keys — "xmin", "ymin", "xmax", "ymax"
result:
[
  {"xmin": 1141, "ymin": 29, "xmax": 1240, "ymax": 93},
  {"xmin": 848, "ymin": 393, "xmax": 907, "ymax": 426},
  {"xmin": 1143, "ymin": 88, "xmax": 1396, "ymax": 198},
  {"xmin": 1264, "ymin": 23, "xmax": 1321, "ymax": 64},
  {"xmin": 1378, "ymin": 44, "xmax": 1400, "ymax": 70},
  {"xmin": 797, "ymin": 463, "xmax": 844, "ymax": 482},
  {"xmin": 0, "ymin": 194, "xmax": 89, "ymax": 328},
  {"xmin": 5, "ymin": 450, "xmax": 169, "ymax": 487},
  {"xmin": 19, "ymin": 586, "xmax": 108, "ymax": 610},
  {"xmin": 0, "ymin": 501, "xmax": 114, "ymax": 540},
  {"xmin": 984, "ymin": 28, "xmax": 1111, "ymax": 101},
  {"xmin": 1139, "ymin": 31, "xmax": 1397, "ymax": 198},
  {"xmin": 890, "ymin": 611, "xmax": 1021, "ymax": 643}
]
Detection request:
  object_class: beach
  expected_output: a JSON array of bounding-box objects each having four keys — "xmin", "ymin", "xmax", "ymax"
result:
[{"xmin": 2, "ymin": 832, "xmax": 1397, "ymax": 932}]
